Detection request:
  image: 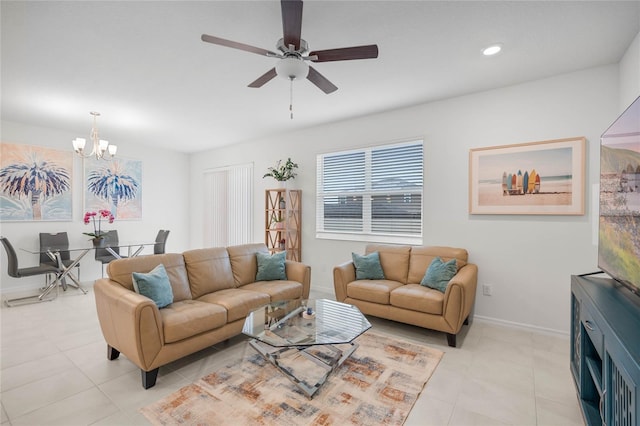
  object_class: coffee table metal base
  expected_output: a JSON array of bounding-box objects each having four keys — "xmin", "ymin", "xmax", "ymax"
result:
[{"xmin": 249, "ymin": 339, "xmax": 359, "ymax": 399}]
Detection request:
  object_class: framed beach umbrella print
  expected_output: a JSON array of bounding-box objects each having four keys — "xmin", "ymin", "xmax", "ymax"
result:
[{"xmin": 469, "ymin": 137, "xmax": 586, "ymax": 215}]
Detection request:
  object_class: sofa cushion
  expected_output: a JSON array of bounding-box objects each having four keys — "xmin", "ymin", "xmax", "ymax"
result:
[
  {"xmin": 352, "ymin": 252, "xmax": 385, "ymax": 280},
  {"xmin": 390, "ymin": 284, "xmax": 444, "ymax": 315},
  {"xmin": 183, "ymin": 247, "xmax": 235, "ymax": 299},
  {"xmin": 197, "ymin": 288, "xmax": 270, "ymax": 322},
  {"xmin": 421, "ymin": 257, "xmax": 457, "ymax": 292},
  {"xmin": 346, "ymin": 280, "xmax": 404, "ymax": 305},
  {"xmin": 240, "ymin": 280, "xmax": 303, "ymax": 301},
  {"xmin": 408, "ymin": 246, "xmax": 468, "ymax": 284},
  {"xmin": 227, "ymin": 243, "xmax": 269, "ymax": 286},
  {"xmin": 132, "ymin": 264, "xmax": 174, "ymax": 308},
  {"xmin": 107, "ymin": 253, "xmax": 192, "ymax": 302},
  {"xmin": 160, "ymin": 300, "xmax": 227, "ymax": 343},
  {"xmin": 256, "ymin": 251, "xmax": 287, "ymax": 281},
  {"xmin": 365, "ymin": 244, "xmax": 411, "ymax": 284}
]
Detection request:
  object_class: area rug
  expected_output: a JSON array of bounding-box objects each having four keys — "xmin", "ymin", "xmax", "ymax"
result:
[{"xmin": 140, "ymin": 331, "xmax": 443, "ymax": 426}]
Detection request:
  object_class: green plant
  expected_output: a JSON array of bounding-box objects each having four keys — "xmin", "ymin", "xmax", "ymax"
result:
[{"xmin": 263, "ymin": 158, "xmax": 298, "ymax": 182}]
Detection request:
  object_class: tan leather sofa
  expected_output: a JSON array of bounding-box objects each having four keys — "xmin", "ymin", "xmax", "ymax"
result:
[
  {"xmin": 333, "ymin": 244, "xmax": 477, "ymax": 347},
  {"xmin": 94, "ymin": 243, "xmax": 310, "ymax": 389}
]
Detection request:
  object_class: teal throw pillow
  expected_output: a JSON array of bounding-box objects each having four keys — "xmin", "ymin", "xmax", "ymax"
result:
[
  {"xmin": 132, "ymin": 264, "xmax": 174, "ymax": 308},
  {"xmin": 256, "ymin": 251, "xmax": 287, "ymax": 281},
  {"xmin": 352, "ymin": 252, "xmax": 385, "ymax": 280},
  {"xmin": 421, "ymin": 257, "xmax": 457, "ymax": 292}
]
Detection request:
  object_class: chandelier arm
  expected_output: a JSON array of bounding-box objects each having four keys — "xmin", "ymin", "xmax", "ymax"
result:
[
  {"xmin": 72, "ymin": 112, "xmax": 117, "ymax": 161},
  {"xmin": 74, "ymin": 147, "xmax": 98, "ymax": 158}
]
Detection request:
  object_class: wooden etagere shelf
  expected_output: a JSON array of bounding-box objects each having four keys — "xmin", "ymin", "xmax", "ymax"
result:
[{"xmin": 265, "ymin": 189, "xmax": 301, "ymax": 261}]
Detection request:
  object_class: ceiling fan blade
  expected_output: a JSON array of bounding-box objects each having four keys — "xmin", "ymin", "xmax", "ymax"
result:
[
  {"xmin": 307, "ymin": 66, "xmax": 338, "ymax": 94},
  {"xmin": 201, "ymin": 34, "xmax": 277, "ymax": 57},
  {"xmin": 248, "ymin": 68, "xmax": 278, "ymax": 88},
  {"xmin": 281, "ymin": 0, "xmax": 303, "ymax": 50},
  {"xmin": 309, "ymin": 45, "xmax": 379, "ymax": 62}
]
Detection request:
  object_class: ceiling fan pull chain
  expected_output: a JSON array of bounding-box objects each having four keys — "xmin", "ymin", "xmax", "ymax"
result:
[{"xmin": 289, "ymin": 77, "xmax": 294, "ymax": 120}]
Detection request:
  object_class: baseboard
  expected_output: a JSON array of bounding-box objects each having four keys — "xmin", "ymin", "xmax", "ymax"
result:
[
  {"xmin": 311, "ymin": 283, "xmax": 568, "ymax": 336},
  {"xmin": 310, "ymin": 283, "xmax": 335, "ymax": 297},
  {"xmin": 473, "ymin": 314, "xmax": 568, "ymax": 336}
]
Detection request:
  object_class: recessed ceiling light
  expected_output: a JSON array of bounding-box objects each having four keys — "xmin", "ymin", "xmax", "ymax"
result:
[{"xmin": 482, "ymin": 44, "xmax": 502, "ymax": 56}]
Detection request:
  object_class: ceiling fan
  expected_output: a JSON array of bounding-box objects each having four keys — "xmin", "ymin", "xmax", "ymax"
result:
[{"xmin": 200, "ymin": 0, "xmax": 379, "ymax": 95}]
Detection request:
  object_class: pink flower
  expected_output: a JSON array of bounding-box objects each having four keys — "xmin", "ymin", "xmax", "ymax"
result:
[
  {"xmin": 83, "ymin": 211, "xmax": 97, "ymax": 224},
  {"xmin": 83, "ymin": 210, "xmax": 115, "ymax": 239}
]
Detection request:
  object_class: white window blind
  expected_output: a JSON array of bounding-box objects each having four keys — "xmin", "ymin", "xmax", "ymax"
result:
[
  {"xmin": 203, "ymin": 163, "xmax": 253, "ymax": 247},
  {"xmin": 316, "ymin": 140, "xmax": 423, "ymax": 244}
]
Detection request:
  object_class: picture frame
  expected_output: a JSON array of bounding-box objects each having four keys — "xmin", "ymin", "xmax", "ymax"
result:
[
  {"xmin": 0, "ymin": 142, "xmax": 73, "ymax": 221},
  {"xmin": 84, "ymin": 156, "xmax": 143, "ymax": 220},
  {"xmin": 469, "ymin": 137, "xmax": 586, "ymax": 215}
]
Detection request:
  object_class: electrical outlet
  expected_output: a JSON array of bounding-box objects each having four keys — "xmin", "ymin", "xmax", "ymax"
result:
[{"xmin": 482, "ymin": 284, "xmax": 492, "ymax": 296}]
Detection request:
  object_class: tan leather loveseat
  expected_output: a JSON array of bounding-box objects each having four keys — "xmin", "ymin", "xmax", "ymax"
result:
[
  {"xmin": 333, "ymin": 244, "xmax": 477, "ymax": 347},
  {"xmin": 94, "ymin": 243, "xmax": 310, "ymax": 389}
]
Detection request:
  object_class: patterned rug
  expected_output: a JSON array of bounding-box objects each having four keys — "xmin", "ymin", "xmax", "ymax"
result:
[{"xmin": 140, "ymin": 331, "xmax": 443, "ymax": 426}]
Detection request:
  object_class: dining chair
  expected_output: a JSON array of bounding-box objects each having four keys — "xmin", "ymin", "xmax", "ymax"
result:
[
  {"xmin": 154, "ymin": 230, "xmax": 170, "ymax": 254},
  {"xmin": 39, "ymin": 232, "xmax": 80, "ymax": 288},
  {"xmin": 94, "ymin": 230, "xmax": 124, "ymax": 277},
  {"xmin": 1, "ymin": 236, "xmax": 61, "ymax": 306}
]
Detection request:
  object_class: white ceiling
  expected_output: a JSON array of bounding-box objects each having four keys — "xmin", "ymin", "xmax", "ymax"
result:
[{"xmin": 2, "ymin": 1, "xmax": 639, "ymax": 154}]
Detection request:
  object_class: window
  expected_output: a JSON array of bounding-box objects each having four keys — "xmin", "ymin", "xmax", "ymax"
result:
[
  {"xmin": 316, "ymin": 140, "xmax": 423, "ymax": 244},
  {"xmin": 203, "ymin": 163, "xmax": 253, "ymax": 247}
]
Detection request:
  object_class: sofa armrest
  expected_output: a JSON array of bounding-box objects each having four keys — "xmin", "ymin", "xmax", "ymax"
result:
[
  {"xmin": 285, "ymin": 260, "xmax": 311, "ymax": 299},
  {"xmin": 442, "ymin": 263, "xmax": 478, "ymax": 332},
  {"xmin": 94, "ymin": 278, "xmax": 164, "ymax": 371},
  {"xmin": 333, "ymin": 261, "xmax": 356, "ymax": 302}
]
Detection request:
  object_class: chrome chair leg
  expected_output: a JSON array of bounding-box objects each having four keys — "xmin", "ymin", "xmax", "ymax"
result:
[
  {"xmin": 4, "ymin": 293, "xmax": 56, "ymax": 307},
  {"xmin": 5, "ymin": 280, "xmax": 58, "ymax": 306},
  {"xmin": 38, "ymin": 277, "xmax": 60, "ymax": 300}
]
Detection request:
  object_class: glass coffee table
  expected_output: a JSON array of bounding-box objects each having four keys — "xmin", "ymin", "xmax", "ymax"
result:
[{"xmin": 242, "ymin": 299, "xmax": 371, "ymax": 398}]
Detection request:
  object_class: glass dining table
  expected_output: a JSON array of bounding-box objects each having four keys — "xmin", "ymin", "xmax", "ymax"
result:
[{"xmin": 20, "ymin": 240, "xmax": 160, "ymax": 301}]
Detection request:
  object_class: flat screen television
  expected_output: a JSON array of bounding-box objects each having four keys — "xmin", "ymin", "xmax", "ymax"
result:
[{"xmin": 598, "ymin": 95, "xmax": 640, "ymax": 295}]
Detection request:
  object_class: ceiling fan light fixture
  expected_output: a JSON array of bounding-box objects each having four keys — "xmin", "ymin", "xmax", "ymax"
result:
[{"xmin": 276, "ymin": 57, "xmax": 309, "ymax": 80}]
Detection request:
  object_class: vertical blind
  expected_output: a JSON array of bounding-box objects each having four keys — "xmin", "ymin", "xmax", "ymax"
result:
[
  {"xmin": 203, "ymin": 163, "xmax": 253, "ymax": 247},
  {"xmin": 316, "ymin": 140, "xmax": 423, "ymax": 244}
]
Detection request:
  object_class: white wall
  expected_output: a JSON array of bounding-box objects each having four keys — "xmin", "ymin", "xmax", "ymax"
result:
[
  {"xmin": 0, "ymin": 120, "xmax": 190, "ymax": 294},
  {"xmin": 190, "ymin": 64, "xmax": 621, "ymax": 334},
  {"xmin": 619, "ymin": 31, "xmax": 640, "ymax": 110}
]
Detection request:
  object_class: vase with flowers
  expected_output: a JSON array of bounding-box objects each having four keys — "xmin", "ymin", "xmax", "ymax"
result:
[{"xmin": 83, "ymin": 210, "xmax": 115, "ymax": 247}]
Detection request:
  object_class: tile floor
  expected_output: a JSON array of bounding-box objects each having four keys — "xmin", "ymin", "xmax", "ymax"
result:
[{"xmin": 0, "ymin": 285, "xmax": 584, "ymax": 425}]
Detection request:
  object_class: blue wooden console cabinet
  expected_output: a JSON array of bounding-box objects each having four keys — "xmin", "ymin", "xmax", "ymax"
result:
[{"xmin": 571, "ymin": 274, "xmax": 640, "ymax": 425}]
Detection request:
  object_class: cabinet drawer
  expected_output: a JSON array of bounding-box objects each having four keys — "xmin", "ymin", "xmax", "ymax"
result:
[{"xmin": 581, "ymin": 308, "xmax": 603, "ymax": 358}]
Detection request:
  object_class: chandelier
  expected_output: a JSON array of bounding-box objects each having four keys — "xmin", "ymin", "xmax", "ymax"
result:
[{"xmin": 72, "ymin": 111, "xmax": 117, "ymax": 160}]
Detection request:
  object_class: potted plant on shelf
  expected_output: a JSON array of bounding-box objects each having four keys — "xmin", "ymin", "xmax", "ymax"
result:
[
  {"xmin": 83, "ymin": 210, "xmax": 114, "ymax": 247},
  {"xmin": 263, "ymin": 158, "xmax": 298, "ymax": 187}
]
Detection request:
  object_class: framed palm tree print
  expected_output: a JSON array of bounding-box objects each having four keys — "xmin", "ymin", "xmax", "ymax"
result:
[
  {"xmin": 0, "ymin": 143, "xmax": 73, "ymax": 221},
  {"xmin": 84, "ymin": 157, "xmax": 142, "ymax": 220}
]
